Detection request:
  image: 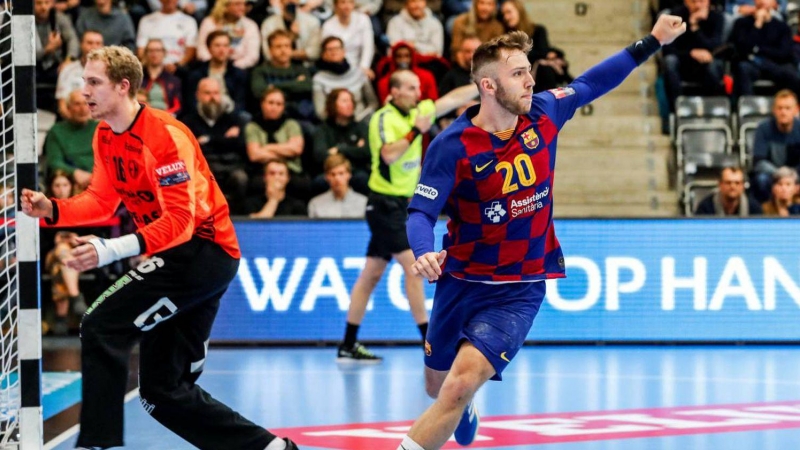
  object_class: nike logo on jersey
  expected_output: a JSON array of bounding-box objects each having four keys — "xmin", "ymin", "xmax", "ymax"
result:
[
  {"xmin": 475, "ymin": 160, "xmax": 494, "ymax": 172},
  {"xmin": 500, "ymin": 351, "xmax": 511, "ymax": 362}
]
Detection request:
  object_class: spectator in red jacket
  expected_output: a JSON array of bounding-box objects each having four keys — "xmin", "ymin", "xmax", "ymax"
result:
[{"xmin": 376, "ymin": 41, "xmax": 438, "ymax": 103}]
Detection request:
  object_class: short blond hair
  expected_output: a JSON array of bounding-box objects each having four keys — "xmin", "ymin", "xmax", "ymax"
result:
[
  {"xmin": 471, "ymin": 31, "xmax": 532, "ymax": 85},
  {"xmin": 86, "ymin": 46, "xmax": 143, "ymax": 99}
]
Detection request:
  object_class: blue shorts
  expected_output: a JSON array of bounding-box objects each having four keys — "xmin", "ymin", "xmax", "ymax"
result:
[{"xmin": 424, "ymin": 274, "xmax": 546, "ymax": 381}]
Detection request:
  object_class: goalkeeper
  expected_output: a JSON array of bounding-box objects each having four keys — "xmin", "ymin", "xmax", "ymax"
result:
[{"xmin": 21, "ymin": 45, "xmax": 296, "ymax": 450}]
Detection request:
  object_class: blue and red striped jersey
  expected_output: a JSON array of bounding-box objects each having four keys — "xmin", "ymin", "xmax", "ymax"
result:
[{"xmin": 408, "ymin": 49, "xmax": 640, "ymax": 282}]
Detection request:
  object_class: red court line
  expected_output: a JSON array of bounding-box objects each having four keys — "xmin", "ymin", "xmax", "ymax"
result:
[{"xmin": 271, "ymin": 400, "xmax": 800, "ymax": 449}]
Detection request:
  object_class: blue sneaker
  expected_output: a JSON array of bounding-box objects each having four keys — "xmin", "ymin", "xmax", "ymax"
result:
[{"xmin": 454, "ymin": 400, "xmax": 479, "ymax": 446}]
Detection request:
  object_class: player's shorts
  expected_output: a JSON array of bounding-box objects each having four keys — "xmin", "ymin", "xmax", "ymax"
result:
[
  {"xmin": 425, "ymin": 274, "xmax": 546, "ymax": 381},
  {"xmin": 365, "ymin": 193, "xmax": 411, "ymax": 260}
]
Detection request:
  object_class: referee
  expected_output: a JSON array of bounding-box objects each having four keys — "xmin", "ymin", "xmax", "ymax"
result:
[{"xmin": 337, "ymin": 70, "xmax": 477, "ymax": 362}]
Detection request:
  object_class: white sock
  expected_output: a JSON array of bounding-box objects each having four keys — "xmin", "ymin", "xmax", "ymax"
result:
[
  {"xmin": 398, "ymin": 435, "xmax": 424, "ymax": 450},
  {"xmin": 265, "ymin": 438, "xmax": 287, "ymax": 450}
]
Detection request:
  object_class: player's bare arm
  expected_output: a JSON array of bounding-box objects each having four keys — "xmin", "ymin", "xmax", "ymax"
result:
[{"xmin": 434, "ymin": 83, "xmax": 478, "ymax": 118}]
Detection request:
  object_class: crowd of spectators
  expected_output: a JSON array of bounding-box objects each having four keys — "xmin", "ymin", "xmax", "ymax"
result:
[
  {"xmin": 656, "ymin": 0, "xmax": 800, "ymax": 216},
  {"xmin": 31, "ymin": 0, "xmax": 574, "ymax": 220}
]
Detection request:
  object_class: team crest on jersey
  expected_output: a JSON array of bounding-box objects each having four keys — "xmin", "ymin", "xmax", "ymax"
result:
[
  {"xmin": 521, "ymin": 129, "xmax": 540, "ymax": 149},
  {"xmin": 155, "ymin": 160, "xmax": 191, "ymax": 187},
  {"xmin": 548, "ymin": 86, "xmax": 575, "ymax": 99}
]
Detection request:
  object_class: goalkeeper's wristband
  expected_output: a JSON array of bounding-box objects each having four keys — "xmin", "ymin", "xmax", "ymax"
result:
[
  {"xmin": 89, "ymin": 234, "xmax": 141, "ymax": 267},
  {"xmin": 626, "ymin": 35, "xmax": 661, "ymax": 65}
]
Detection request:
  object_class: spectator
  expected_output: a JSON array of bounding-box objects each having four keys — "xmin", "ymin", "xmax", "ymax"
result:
[
  {"xmin": 751, "ymin": 90, "xmax": 800, "ymax": 201},
  {"xmin": 144, "ymin": 0, "xmax": 208, "ymax": 21},
  {"xmin": 695, "ymin": 166, "xmax": 763, "ymax": 215},
  {"xmin": 313, "ymin": 36, "xmax": 379, "ymax": 121},
  {"xmin": 662, "ymin": 0, "xmax": 725, "ymax": 110},
  {"xmin": 247, "ymin": 159, "xmax": 307, "ymax": 217},
  {"xmin": 308, "ymin": 153, "xmax": 367, "ymax": 217},
  {"xmin": 44, "ymin": 90, "xmax": 98, "ymax": 191},
  {"xmin": 761, "ymin": 166, "xmax": 800, "ymax": 215},
  {"xmin": 35, "ymin": 0, "xmax": 79, "ymax": 87},
  {"xmin": 197, "ymin": 0, "xmax": 261, "ymax": 69},
  {"xmin": 499, "ymin": 0, "xmax": 572, "ymax": 93},
  {"xmin": 251, "ymin": 29, "xmax": 315, "ymax": 121},
  {"xmin": 45, "ymin": 229, "xmax": 87, "ymax": 335},
  {"xmin": 450, "ymin": 0, "xmax": 503, "ymax": 54},
  {"xmin": 180, "ymin": 78, "xmax": 250, "ymax": 214},
  {"xmin": 726, "ymin": 0, "xmax": 787, "ymax": 17},
  {"xmin": 260, "ymin": 0, "xmax": 321, "ymax": 63},
  {"xmin": 386, "ymin": 0, "xmax": 444, "ymax": 57},
  {"xmin": 245, "ymin": 88, "xmax": 307, "ymax": 195},
  {"xmin": 312, "ymin": 88, "xmax": 370, "ymax": 193},
  {"xmin": 75, "ymin": 0, "xmax": 136, "ymax": 50},
  {"xmin": 377, "ymin": 42, "xmax": 438, "ymax": 103},
  {"xmin": 136, "ymin": 0, "xmax": 198, "ymax": 73},
  {"xmin": 729, "ymin": 0, "xmax": 800, "ymax": 100},
  {"xmin": 185, "ymin": 30, "xmax": 248, "ymax": 115},
  {"xmin": 382, "ymin": 0, "xmax": 441, "ymax": 32},
  {"xmin": 438, "ymin": 34, "xmax": 479, "ymax": 95},
  {"xmin": 55, "ymin": 29, "xmax": 103, "ymax": 119},
  {"xmin": 141, "ymin": 39, "xmax": 183, "ymax": 115},
  {"xmin": 321, "ymin": 0, "xmax": 374, "ymax": 79}
]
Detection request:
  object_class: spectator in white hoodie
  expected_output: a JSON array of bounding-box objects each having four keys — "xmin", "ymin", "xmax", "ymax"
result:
[{"xmin": 386, "ymin": 0, "xmax": 444, "ymax": 57}]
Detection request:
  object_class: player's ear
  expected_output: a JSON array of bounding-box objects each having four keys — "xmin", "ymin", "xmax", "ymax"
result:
[
  {"xmin": 479, "ymin": 77, "xmax": 495, "ymax": 94},
  {"xmin": 118, "ymin": 78, "xmax": 131, "ymax": 97}
]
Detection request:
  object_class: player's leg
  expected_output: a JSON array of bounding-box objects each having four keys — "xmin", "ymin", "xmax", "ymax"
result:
[
  {"xmin": 401, "ymin": 343, "xmax": 495, "ymax": 450},
  {"xmin": 393, "ymin": 249, "xmax": 429, "ymax": 341},
  {"xmin": 338, "ymin": 192, "xmax": 400, "ymax": 361},
  {"xmin": 76, "ymin": 256, "xmax": 177, "ymax": 448},
  {"xmin": 338, "ymin": 256, "xmax": 388, "ymax": 361},
  {"xmin": 138, "ymin": 294, "xmax": 289, "ymax": 449}
]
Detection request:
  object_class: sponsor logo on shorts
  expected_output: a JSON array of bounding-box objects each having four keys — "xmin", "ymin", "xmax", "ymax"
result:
[
  {"xmin": 415, "ymin": 184, "xmax": 438, "ymax": 200},
  {"xmin": 500, "ymin": 351, "xmax": 511, "ymax": 363},
  {"xmin": 424, "ymin": 340, "xmax": 432, "ymax": 356}
]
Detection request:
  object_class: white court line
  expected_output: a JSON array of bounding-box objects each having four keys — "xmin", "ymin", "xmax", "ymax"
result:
[
  {"xmin": 44, "ymin": 389, "xmax": 140, "ymax": 450},
  {"xmin": 199, "ymin": 368, "xmax": 800, "ymax": 386}
]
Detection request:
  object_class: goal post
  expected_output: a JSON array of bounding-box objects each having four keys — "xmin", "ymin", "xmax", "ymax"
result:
[{"xmin": 9, "ymin": 0, "xmax": 43, "ymax": 447}]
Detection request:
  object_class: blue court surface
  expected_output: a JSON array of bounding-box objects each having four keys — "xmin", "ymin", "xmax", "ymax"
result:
[{"xmin": 46, "ymin": 346, "xmax": 800, "ymax": 449}]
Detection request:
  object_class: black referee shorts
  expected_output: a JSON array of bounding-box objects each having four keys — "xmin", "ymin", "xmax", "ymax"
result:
[{"xmin": 365, "ymin": 192, "xmax": 412, "ymax": 260}]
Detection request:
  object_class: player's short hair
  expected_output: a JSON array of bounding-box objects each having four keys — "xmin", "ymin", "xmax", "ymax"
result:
[
  {"xmin": 388, "ymin": 69, "xmax": 417, "ymax": 90},
  {"xmin": 324, "ymin": 153, "xmax": 352, "ymax": 174},
  {"xmin": 206, "ymin": 30, "xmax": 231, "ymax": 50},
  {"xmin": 325, "ymin": 88, "xmax": 354, "ymax": 119},
  {"xmin": 772, "ymin": 166, "xmax": 799, "ymax": 185},
  {"xmin": 268, "ymin": 29, "xmax": 294, "ymax": 47},
  {"xmin": 86, "ymin": 46, "xmax": 143, "ymax": 99},
  {"xmin": 774, "ymin": 89, "xmax": 798, "ymax": 104},
  {"xmin": 471, "ymin": 31, "xmax": 532, "ymax": 83}
]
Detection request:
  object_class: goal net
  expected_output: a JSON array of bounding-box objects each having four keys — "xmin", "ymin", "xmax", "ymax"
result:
[{"xmin": 1, "ymin": 0, "xmax": 42, "ymax": 448}]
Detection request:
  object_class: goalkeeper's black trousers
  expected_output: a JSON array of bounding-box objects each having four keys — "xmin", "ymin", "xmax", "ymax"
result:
[{"xmin": 76, "ymin": 236, "xmax": 275, "ymax": 450}]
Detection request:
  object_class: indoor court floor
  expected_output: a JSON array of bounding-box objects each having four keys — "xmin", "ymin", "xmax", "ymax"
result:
[{"xmin": 44, "ymin": 345, "xmax": 800, "ymax": 449}]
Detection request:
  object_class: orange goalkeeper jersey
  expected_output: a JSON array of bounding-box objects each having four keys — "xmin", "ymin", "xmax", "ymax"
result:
[{"xmin": 50, "ymin": 105, "xmax": 241, "ymax": 259}]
